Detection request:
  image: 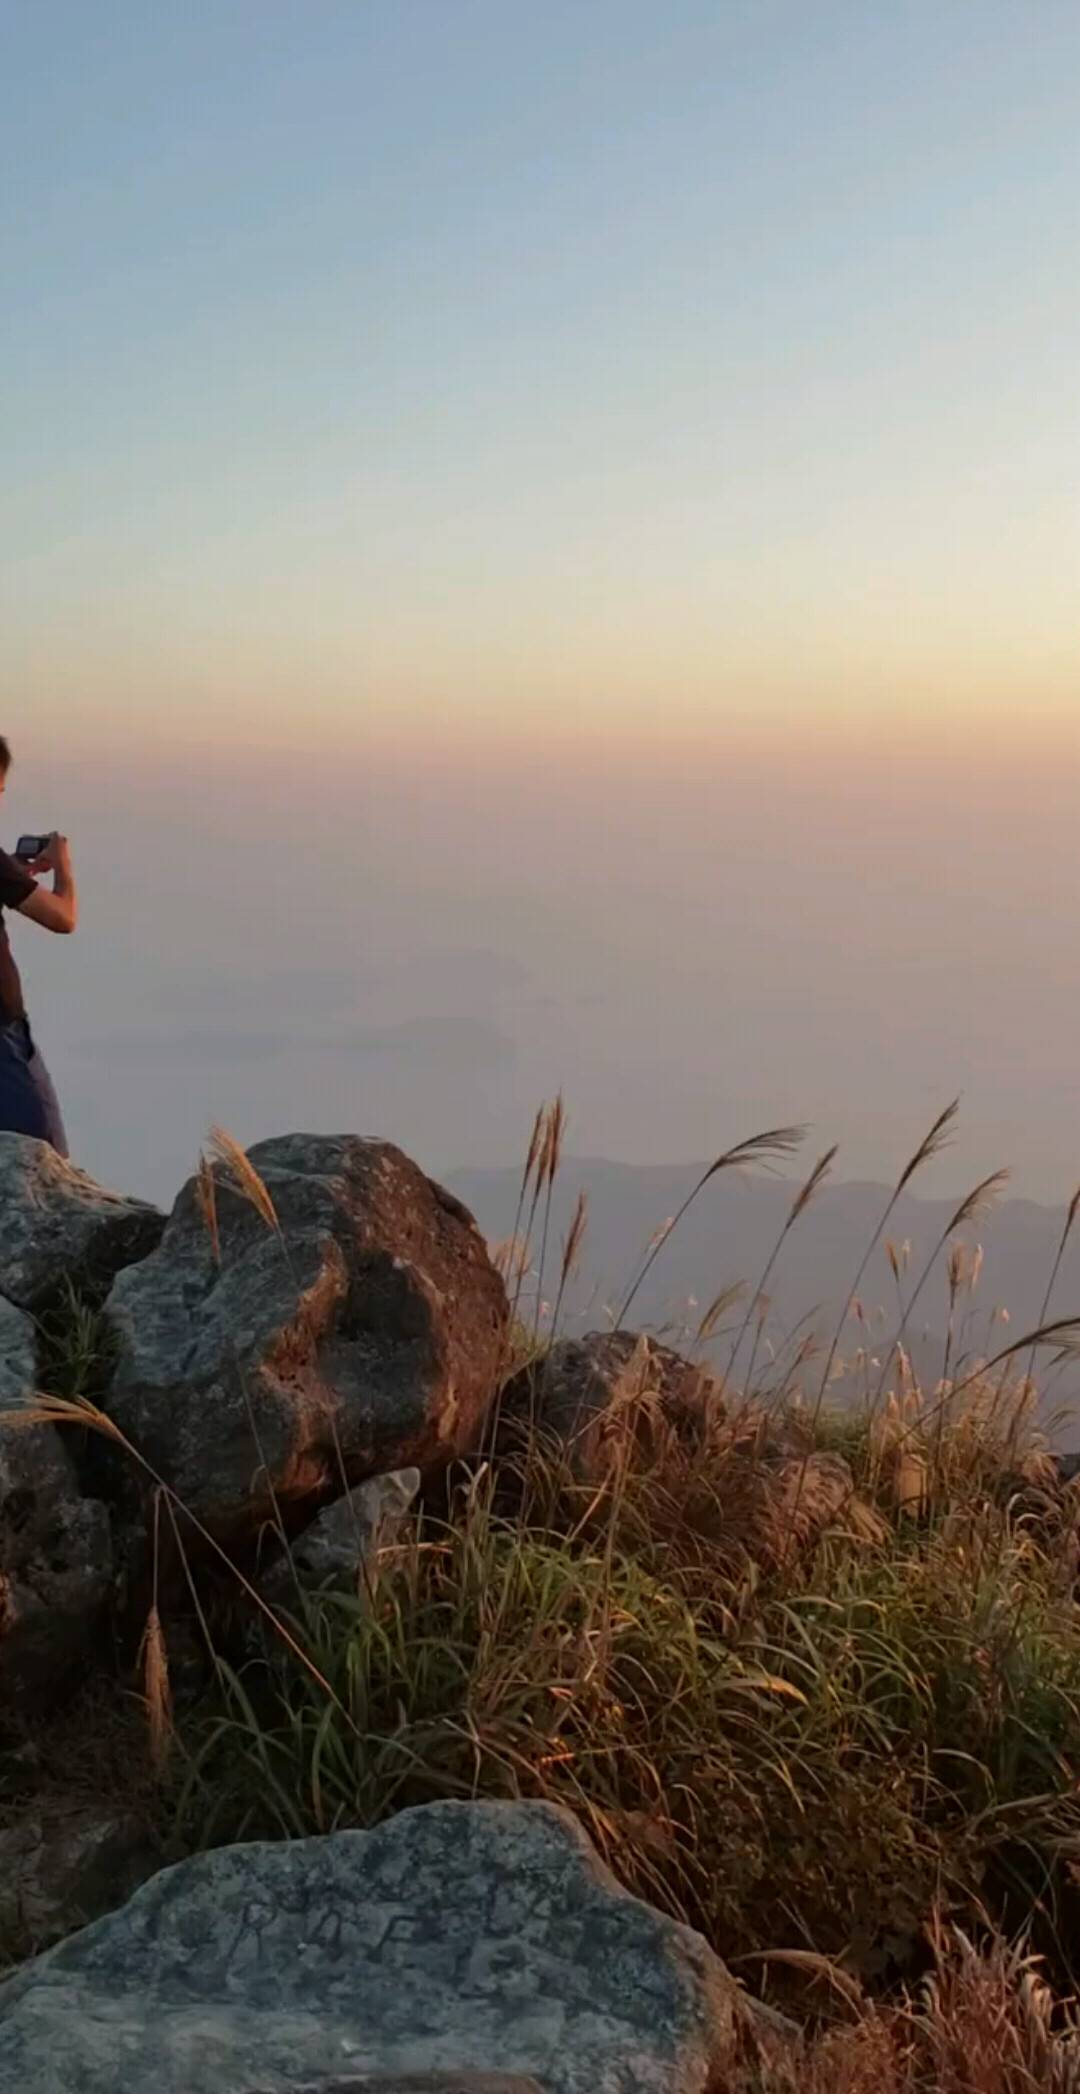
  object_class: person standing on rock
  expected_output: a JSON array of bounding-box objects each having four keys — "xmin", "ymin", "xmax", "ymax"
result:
[{"xmin": 0, "ymin": 737, "xmax": 76, "ymax": 1155}]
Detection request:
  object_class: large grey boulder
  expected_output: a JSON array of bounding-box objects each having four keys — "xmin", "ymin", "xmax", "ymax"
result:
[
  {"xmin": 0, "ymin": 1800, "xmax": 745, "ymax": 2093},
  {"xmin": 106, "ymin": 1136, "xmax": 508, "ymax": 1530},
  {"xmin": 0, "ymin": 1298, "xmax": 112, "ymax": 1709},
  {"xmin": 0, "ymin": 1134, "xmax": 163, "ymax": 1313}
]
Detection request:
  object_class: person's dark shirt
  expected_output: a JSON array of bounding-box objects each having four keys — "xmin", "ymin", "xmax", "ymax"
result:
[{"xmin": 0, "ymin": 851, "xmax": 37, "ymax": 1024}]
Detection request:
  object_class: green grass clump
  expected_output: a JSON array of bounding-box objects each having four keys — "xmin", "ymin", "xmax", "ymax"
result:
[{"xmin": 176, "ymin": 1408, "xmax": 1080, "ymax": 1989}]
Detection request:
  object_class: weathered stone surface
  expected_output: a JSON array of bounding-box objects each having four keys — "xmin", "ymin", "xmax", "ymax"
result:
[
  {"xmin": 0, "ymin": 1293, "xmax": 36, "ymax": 1410},
  {"xmin": 501, "ymin": 1332, "xmax": 723, "ymax": 1477},
  {"xmin": 241, "ymin": 2079, "xmax": 543, "ymax": 2092},
  {"xmin": 0, "ymin": 1134, "xmax": 163, "ymax": 1313},
  {"xmin": 260, "ymin": 1467, "xmax": 421, "ymax": 1609},
  {"xmin": 0, "ymin": 1804, "xmax": 157, "ymax": 1954},
  {"xmin": 0, "ymin": 1299, "xmax": 113, "ymax": 1710},
  {"xmin": 106, "ymin": 1136, "xmax": 508, "ymax": 1530},
  {"xmin": 0, "ymin": 1800, "xmax": 743, "ymax": 2093}
]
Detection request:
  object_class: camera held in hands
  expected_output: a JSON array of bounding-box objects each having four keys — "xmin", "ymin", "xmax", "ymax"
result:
[{"xmin": 14, "ymin": 835, "xmax": 51, "ymax": 863}]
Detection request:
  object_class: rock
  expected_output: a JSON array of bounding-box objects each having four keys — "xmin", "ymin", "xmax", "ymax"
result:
[
  {"xmin": 502, "ymin": 1333, "xmax": 873, "ymax": 1569},
  {"xmin": 0, "ymin": 1135, "xmax": 163, "ymax": 1314},
  {"xmin": 106, "ymin": 1136, "xmax": 508, "ymax": 1530},
  {"xmin": 260, "ymin": 1467, "xmax": 421, "ymax": 1609},
  {"xmin": 241, "ymin": 2080, "xmax": 542, "ymax": 2092},
  {"xmin": 0, "ymin": 1300, "xmax": 113, "ymax": 1710},
  {"xmin": 0, "ymin": 1294, "xmax": 36, "ymax": 1410},
  {"xmin": 0, "ymin": 1799, "xmax": 746, "ymax": 2093},
  {"xmin": 501, "ymin": 1332, "xmax": 723, "ymax": 1478},
  {"xmin": 241, "ymin": 2079, "xmax": 543, "ymax": 2092},
  {"xmin": 0, "ymin": 1805, "xmax": 157, "ymax": 1956}
]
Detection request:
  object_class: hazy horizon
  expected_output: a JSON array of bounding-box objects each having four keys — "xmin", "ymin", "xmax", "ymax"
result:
[{"xmin": 5, "ymin": 731, "xmax": 1077, "ymax": 1209}]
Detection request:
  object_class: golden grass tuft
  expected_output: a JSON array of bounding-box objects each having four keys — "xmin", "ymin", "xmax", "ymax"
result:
[
  {"xmin": 203, "ymin": 1125, "xmax": 279, "ymax": 1235},
  {"xmin": 742, "ymin": 1924, "xmax": 1080, "ymax": 2092},
  {"xmin": 139, "ymin": 1606, "xmax": 173, "ymax": 1780},
  {"xmin": 195, "ymin": 1151, "xmax": 221, "ymax": 1266}
]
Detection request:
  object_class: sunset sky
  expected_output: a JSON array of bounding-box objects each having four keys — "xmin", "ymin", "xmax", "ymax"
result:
[
  {"xmin": 2, "ymin": 3, "xmax": 1079, "ymax": 1206},
  {"xmin": 4, "ymin": 0, "xmax": 1078, "ymax": 754}
]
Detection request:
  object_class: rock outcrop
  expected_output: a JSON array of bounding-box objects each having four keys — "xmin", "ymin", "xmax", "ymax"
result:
[
  {"xmin": 0, "ymin": 1135, "xmax": 163, "ymax": 1313},
  {"xmin": 500, "ymin": 1331, "xmax": 724, "ymax": 1478},
  {"xmin": 0, "ymin": 1799, "xmax": 747, "ymax": 2093},
  {"xmin": 0, "ymin": 1299, "xmax": 112, "ymax": 1711},
  {"xmin": 105, "ymin": 1136, "xmax": 508, "ymax": 1530}
]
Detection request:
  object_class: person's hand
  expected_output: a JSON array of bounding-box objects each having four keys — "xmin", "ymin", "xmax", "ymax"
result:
[{"xmin": 28, "ymin": 832, "xmax": 71, "ymax": 878}]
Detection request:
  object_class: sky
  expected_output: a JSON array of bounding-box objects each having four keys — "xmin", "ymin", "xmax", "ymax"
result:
[{"xmin": 2, "ymin": 2, "xmax": 1079, "ymax": 1206}]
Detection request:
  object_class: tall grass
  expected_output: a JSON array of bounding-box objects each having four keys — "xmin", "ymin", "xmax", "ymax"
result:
[
  {"xmin": 5, "ymin": 1098, "xmax": 1080, "ymax": 2038},
  {"xmin": 739, "ymin": 1920, "xmax": 1080, "ymax": 2091}
]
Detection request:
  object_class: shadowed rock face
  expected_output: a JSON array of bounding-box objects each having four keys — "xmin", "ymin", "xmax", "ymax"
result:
[
  {"xmin": 0, "ymin": 1134, "xmax": 163, "ymax": 1313},
  {"xmin": 0, "ymin": 1298, "xmax": 112, "ymax": 1710},
  {"xmin": 0, "ymin": 1800, "xmax": 742, "ymax": 2094},
  {"xmin": 105, "ymin": 1135, "xmax": 508, "ymax": 1531},
  {"xmin": 0, "ymin": 1805, "xmax": 157, "ymax": 1955}
]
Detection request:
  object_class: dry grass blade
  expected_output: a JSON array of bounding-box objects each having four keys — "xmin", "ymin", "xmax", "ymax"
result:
[
  {"xmin": 542, "ymin": 1191, "xmax": 589, "ymax": 1354},
  {"xmin": 561, "ymin": 1190, "xmax": 588, "ymax": 1285},
  {"xmin": 789, "ymin": 1144, "xmax": 839, "ymax": 1225},
  {"xmin": 136, "ymin": 1488, "xmax": 175, "ymax": 1777},
  {"xmin": 1025, "ymin": 1180, "xmax": 1080, "ymax": 1393},
  {"xmin": 204, "ymin": 1124, "xmax": 280, "ymax": 1234},
  {"xmin": 0, "ymin": 1390, "xmax": 129, "ymax": 1446},
  {"xmin": 729, "ymin": 1145, "xmax": 837, "ymax": 1387},
  {"xmin": 491, "ymin": 1233, "xmax": 530, "ymax": 1288},
  {"xmin": 897, "ymin": 1097, "xmax": 960, "ymax": 1192},
  {"xmin": 739, "ymin": 1947, "xmax": 867, "ymax": 2015},
  {"xmin": 140, "ymin": 1605, "xmax": 173, "ymax": 1778},
  {"xmin": 196, "ymin": 1151, "xmax": 221, "ymax": 1265},
  {"xmin": 498, "ymin": 1104, "xmax": 548, "ymax": 1333},
  {"xmin": 512, "ymin": 1100, "xmax": 562, "ymax": 1326},
  {"xmin": 521, "ymin": 1105, "xmax": 545, "ymax": 1198},
  {"xmin": 696, "ymin": 1280, "xmax": 747, "ymax": 1346},
  {"xmin": 532, "ymin": 1096, "xmax": 568, "ymax": 1347},
  {"xmin": 873, "ymin": 1171, "xmax": 1011, "ymax": 1403},
  {"xmin": 544, "ymin": 1094, "xmax": 566, "ymax": 1188},
  {"xmin": 815, "ymin": 1100, "xmax": 961, "ymax": 1414},
  {"xmin": 615, "ymin": 1124, "xmax": 806, "ymax": 1328}
]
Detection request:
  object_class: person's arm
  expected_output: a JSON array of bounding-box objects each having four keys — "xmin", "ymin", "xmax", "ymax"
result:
[{"xmin": 16, "ymin": 834, "xmax": 77, "ymax": 935}]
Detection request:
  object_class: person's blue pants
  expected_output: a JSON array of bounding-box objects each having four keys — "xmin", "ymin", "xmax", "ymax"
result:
[{"xmin": 0, "ymin": 1018, "xmax": 68, "ymax": 1155}]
